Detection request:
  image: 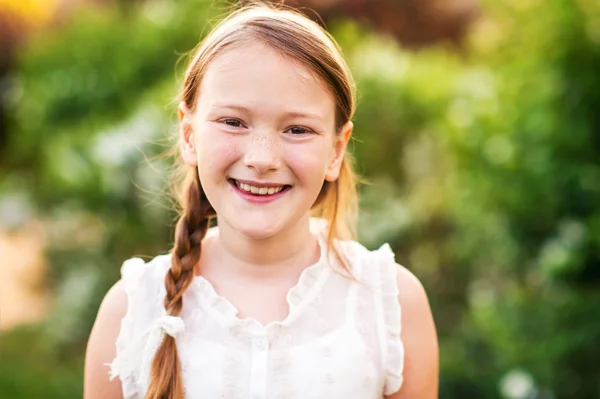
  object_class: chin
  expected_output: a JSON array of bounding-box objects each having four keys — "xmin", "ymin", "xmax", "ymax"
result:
[{"xmin": 233, "ymin": 219, "xmax": 284, "ymax": 240}]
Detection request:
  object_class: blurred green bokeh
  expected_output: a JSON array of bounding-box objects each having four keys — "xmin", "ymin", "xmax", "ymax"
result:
[{"xmin": 1, "ymin": 0, "xmax": 599, "ymax": 398}]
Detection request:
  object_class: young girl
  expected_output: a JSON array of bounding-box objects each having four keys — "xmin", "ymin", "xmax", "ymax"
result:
[{"xmin": 84, "ymin": 3, "xmax": 438, "ymax": 399}]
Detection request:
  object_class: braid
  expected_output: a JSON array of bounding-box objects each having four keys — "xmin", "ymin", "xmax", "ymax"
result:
[
  {"xmin": 145, "ymin": 169, "xmax": 213, "ymax": 399},
  {"xmin": 166, "ymin": 171, "xmax": 211, "ymax": 314}
]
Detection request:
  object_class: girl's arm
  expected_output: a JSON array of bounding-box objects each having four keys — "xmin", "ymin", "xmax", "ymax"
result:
[
  {"xmin": 84, "ymin": 280, "xmax": 127, "ymax": 399},
  {"xmin": 386, "ymin": 266, "xmax": 439, "ymax": 399}
]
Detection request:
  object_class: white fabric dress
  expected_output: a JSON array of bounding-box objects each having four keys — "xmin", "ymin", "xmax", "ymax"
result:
[{"xmin": 107, "ymin": 230, "xmax": 404, "ymax": 399}]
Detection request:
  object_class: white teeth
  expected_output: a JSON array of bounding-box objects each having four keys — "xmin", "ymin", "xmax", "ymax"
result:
[{"xmin": 235, "ymin": 180, "xmax": 285, "ymax": 195}]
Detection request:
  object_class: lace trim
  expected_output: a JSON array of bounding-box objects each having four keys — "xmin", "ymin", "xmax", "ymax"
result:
[
  {"xmin": 107, "ymin": 316, "xmax": 139, "ymax": 399},
  {"xmin": 190, "ymin": 232, "xmax": 329, "ymax": 333},
  {"xmin": 105, "ymin": 257, "xmax": 147, "ymax": 397},
  {"xmin": 377, "ymin": 244, "xmax": 405, "ymax": 395},
  {"xmin": 105, "ymin": 256, "xmax": 171, "ymax": 397}
]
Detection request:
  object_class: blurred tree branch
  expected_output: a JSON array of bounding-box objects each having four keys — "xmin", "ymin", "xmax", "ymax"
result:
[{"xmin": 279, "ymin": 0, "xmax": 480, "ymax": 48}]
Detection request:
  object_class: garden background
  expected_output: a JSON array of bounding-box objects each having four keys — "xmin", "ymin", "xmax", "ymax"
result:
[{"xmin": 1, "ymin": 0, "xmax": 599, "ymax": 398}]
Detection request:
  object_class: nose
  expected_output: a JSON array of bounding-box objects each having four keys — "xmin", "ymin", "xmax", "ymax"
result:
[{"xmin": 242, "ymin": 131, "xmax": 281, "ymax": 173}]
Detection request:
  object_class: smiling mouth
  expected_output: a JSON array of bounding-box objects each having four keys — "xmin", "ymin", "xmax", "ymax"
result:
[{"xmin": 229, "ymin": 179, "xmax": 292, "ymax": 196}]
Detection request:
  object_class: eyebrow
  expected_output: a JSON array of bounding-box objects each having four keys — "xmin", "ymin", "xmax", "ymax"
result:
[{"xmin": 211, "ymin": 104, "xmax": 325, "ymax": 121}]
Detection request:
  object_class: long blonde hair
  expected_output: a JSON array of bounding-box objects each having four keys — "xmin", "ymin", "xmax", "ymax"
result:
[{"xmin": 146, "ymin": 3, "xmax": 358, "ymax": 398}]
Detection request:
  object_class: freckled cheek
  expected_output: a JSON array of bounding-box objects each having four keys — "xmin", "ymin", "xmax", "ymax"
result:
[
  {"xmin": 196, "ymin": 130, "xmax": 242, "ymax": 177},
  {"xmin": 282, "ymin": 145, "xmax": 329, "ymax": 184}
]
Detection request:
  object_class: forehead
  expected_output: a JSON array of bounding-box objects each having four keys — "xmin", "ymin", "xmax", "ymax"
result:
[{"xmin": 197, "ymin": 42, "xmax": 336, "ymax": 124}]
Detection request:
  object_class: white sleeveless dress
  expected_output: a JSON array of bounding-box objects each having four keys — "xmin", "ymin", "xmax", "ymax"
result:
[{"xmin": 107, "ymin": 230, "xmax": 404, "ymax": 399}]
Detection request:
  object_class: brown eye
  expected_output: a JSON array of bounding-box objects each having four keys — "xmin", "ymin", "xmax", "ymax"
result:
[
  {"xmin": 223, "ymin": 119, "xmax": 242, "ymax": 127},
  {"xmin": 288, "ymin": 126, "xmax": 311, "ymax": 135}
]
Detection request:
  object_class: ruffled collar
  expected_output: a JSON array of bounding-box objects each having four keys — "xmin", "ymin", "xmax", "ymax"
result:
[{"xmin": 188, "ymin": 231, "xmax": 330, "ymax": 335}]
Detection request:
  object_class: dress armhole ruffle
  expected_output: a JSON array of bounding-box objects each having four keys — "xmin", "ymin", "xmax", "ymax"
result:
[
  {"xmin": 106, "ymin": 257, "xmax": 149, "ymax": 399},
  {"xmin": 377, "ymin": 244, "xmax": 405, "ymax": 395}
]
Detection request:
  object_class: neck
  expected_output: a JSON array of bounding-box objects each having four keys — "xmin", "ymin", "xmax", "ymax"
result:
[{"xmin": 208, "ymin": 214, "xmax": 321, "ymax": 279}]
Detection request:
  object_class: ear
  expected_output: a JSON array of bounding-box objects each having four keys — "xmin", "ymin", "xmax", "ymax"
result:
[
  {"xmin": 325, "ymin": 121, "xmax": 353, "ymax": 182},
  {"xmin": 178, "ymin": 102, "xmax": 198, "ymax": 166}
]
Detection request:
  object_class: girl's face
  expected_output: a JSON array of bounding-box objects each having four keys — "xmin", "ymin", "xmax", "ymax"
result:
[{"xmin": 179, "ymin": 42, "xmax": 352, "ymax": 240}]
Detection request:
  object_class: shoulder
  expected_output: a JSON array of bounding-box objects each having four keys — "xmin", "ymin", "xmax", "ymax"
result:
[
  {"xmin": 95, "ymin": 255, "xmax": 172, "ymax": 320},
  {"xmin": 119, "ymin": 254, "xmax": 172, "ymax": 291},
  {"xmin": 84, "ymin": 279, "xmax": 128, "ymax": 399},
  {"xmin": 335, "ymin": 239, "xmax": 397, "ymax": 279},
  {"xmin": 114, "ymin": 254, "xmax": 172, "ymax": 308},
  {"xmin": 115, "ymin": 254, "xmax": 172, "ymax": 329},
  {"xmin": 90, "ymin": 253, "xmax": 171, "ymax": 331},
  {"xmin": 337, "ymin": 239, "xmax": 438, "ymax": 398},
  {"xmin": 90, "ymin": 279, "xmax": 129, "ymax": 337},
  {"xmin": 338, "ymin": 239, "xmax": 433, "ymax": 327},
  {"xmin": 83, "ymin": 254, "xmax": 171, "ymax": 399},
  {"xmin": 87, "ymin": 277, "xmax": 129, "ymax": 355},
  {"xmin": 395, "ymin": 265, "xmax": 431, "ymax": 318},
  {"xmin": 388, "ymin": 259, "xmax": 439, "ymax": 398},
  {"xmin": 336, "ymin": 239, "xmax": 430, "ymax": 305}
]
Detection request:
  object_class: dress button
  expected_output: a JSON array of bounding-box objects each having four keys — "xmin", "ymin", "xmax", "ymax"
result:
[
  {"xmin": 255, "ymin": 339, "xmax": 267, "ymax": 351},
  {"xmin": 326, "ymin": 373, "xmax": 335, "ymax": 384}
]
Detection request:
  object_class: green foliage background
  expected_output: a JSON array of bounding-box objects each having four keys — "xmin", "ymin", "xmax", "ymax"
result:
[{"xmin": 1, "ymin": 0, "xmax": 599, "ymax": 398}]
